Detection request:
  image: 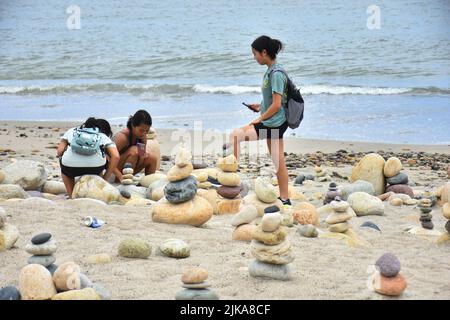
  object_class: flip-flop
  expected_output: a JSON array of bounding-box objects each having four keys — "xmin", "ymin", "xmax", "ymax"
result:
[{"xmin": 222, "ymin": 142, "xmax": 232, "ymax": 150}]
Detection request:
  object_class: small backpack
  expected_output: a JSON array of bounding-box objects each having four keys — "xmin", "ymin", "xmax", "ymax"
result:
[
  {"xmin": 70, "ymin": 127, "xmax": 101, "ymax": 156},
  {"xmin": 269, "ymin": 67, "xmax": 304, "ymax": 129}
]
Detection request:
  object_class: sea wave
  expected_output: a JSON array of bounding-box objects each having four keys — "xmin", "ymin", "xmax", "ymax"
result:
[{"xmin": 0, "ymin": 83, "xmax": 449, "ymax": 96}]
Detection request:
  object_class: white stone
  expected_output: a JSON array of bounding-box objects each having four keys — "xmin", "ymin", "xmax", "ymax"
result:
[{"xmin": 2, "ymin": 160, "xmax": 47, "ymax": 191}]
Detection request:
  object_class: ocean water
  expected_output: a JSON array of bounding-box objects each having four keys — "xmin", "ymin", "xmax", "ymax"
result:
[{"xmin": 0, "ymin": 0, "xmax": 449, "ymax": 144}]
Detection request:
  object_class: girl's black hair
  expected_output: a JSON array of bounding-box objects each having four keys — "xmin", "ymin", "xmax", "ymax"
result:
[
  {"xmin": 251, "ymin": 35, "xmax": 283, "ymax": 60},
  {"xmin": 127, "ymin": 109, "xmax": 152, "ymax": 133},
  {"xmin": 82, "ymin": 117, "xmax": 112, "ymax": 137}
]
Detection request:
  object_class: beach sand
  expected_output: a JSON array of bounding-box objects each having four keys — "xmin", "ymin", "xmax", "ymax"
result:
[{"xmin": 0, "ymin": 121, "xmax": 449, "ymax": 300}]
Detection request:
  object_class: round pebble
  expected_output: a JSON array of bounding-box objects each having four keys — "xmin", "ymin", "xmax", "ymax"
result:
[
  {"xmin": 181, "ymin": 267, "xmax": 208, "ymax": 284},
  {"xmin": 375, "ymin": 253, "xmax": 401, "ymax": 277},
  {"xmin": 264, "ymin": 205, "xmax": 280, "ymax": 214},
  {"xmin": 27, "ymin": 254, "xmax": 56, "ymax": 267},
  {"xmin": 31, "ymin": 233, "xmax": 52, "ymax": 245}
]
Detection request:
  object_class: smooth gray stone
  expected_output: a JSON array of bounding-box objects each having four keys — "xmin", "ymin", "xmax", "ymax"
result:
[
  {"xmin": 31, "ymin": 232, "xmax": 52, "ymax": 245},
  {"xmin": 182, "ymin": 282, "xmax": 211, "ymax": 289},
  {"xmin": 92, "ymin": 283, "xmax": 111, "ymax": 300},
  {"xmin": 164, "ymin": 176, "xmax": 197, "ymax": 204},
  {"xmin": 248, "ymin": 260, "xmax": 293, "ymax": 281},
  {"xmin": 360, "ymin": 221, "xmax": 381, "ymax": 232},
  {"xmin": 386, "ymin": 172, "xmax": 408, "ymax": 186},
  {"xmin": 192, "ymin": 161, "xmax": 208, "ymax": 169},
  {"xmin": 341, "ymin": 180, "xmax": 375, "ymax": 200},
  {"xmin": 80, "ymin": 273, "xmax": 93, "ymax": 289},
  {"xmin": 294, "ymin": 174, "xmax": 305, "ymax": 185},
  {"xmin": 46, "ymin": 264, "xmax": 58, "ymax": 275},
  {"xmin": 27, "ymin": 254, "xmax": 56, "ymax": 267},
  {"xmin": 0, "ymin": 286, "xmax": 21, "ymax": 300},
  {"xmin": 175, "ymin": 289, "xmax": 219, "ymax": 300}
]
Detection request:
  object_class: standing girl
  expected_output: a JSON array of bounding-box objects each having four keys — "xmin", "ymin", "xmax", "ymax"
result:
[{"xmin": 229, "ymin": 35, "xmax": 291, "ymax": 205}]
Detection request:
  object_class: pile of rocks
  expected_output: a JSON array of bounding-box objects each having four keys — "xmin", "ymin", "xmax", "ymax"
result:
[
  {"xmin": 216, "ymin": 154, "xmax": 242, "ymax": 214},
  {"xmin": 370, "ymin": 253, "xmax": 407, "ymax": 297},
  {"xmin": 384, "ymin": 157, "xmax": 414, "ymax": 198},
  {"xmin": 326, "ymin": 197, "xmax": 354, "ymax": 233},
  {"xmin": 175, "ymin": 267, "xmax": 218, "ymax": 300},
  {"xmin": 324, "ymin": 182, "xmax": 341, "ymax": 205},
  {"xmin": 248, "ymin": 206, "xmax": 294, "ymax": 281},
  {"xmin": 231, "ymin": 205, "xmax": 258, "ymax": 242},
  {"xmin": 152, "ymin": 147, "xmax": 213, "ymax": 227},
  {"xmin": 0, "ymin": 207, "xmax": 19, "ymax": 251},
  {"xmin": 418, "ymin": 199, "xmax": 433, "ymax": 230},
  {"xmin": 121, "ymin": 163, "xmax": 139, "ymax": 185},
  {"xmin": 25, "ymin": 233, "xmax": 58, "ymax": 273},
  {"xmin": 0, "ymin": 260, "xmax": 110, "ymax": 300}
]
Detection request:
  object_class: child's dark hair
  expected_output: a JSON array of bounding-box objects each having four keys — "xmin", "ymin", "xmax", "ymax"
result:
[
  {"xmin": 127, "ymin": 109, "xmax": 152, "ymax": 133},
  {"xmin": 251, "ymin": 35, "xmax": 283, "ymax": 60},
  {"xmin": 82, "ymin": 117, "xmax": 113, "ymax": 137}
]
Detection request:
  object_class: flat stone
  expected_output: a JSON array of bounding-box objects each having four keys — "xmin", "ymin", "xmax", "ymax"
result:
[
  {"xmin": 0, "ymin": 286, "xmax": 21, "ymax": 300},
  {"xmin": 159, "ymin": 238, "xmax": 190, "ymax": 258},
  {"xmin": 182, "ymin": 282, "xmax": 211, "ymax": 289},
  {"xmin": 51, "ymin": 288, "xmax": 100, "ymax": 300},
  {"xmin": 122, "ymin": 168, "xmax": 134, "ymax": 175},
  {"xmin": 325, "ymin": 211, "xmax": 353, "ymax": 224},
  {"xmin": 217, "ymin": 198, "xmax": 241, "ymax": 215},
  {"xmin": 372, "ymin": 271, "xmax": 407, "ymax": 296},
  {"xmin": 250, "ymin": 239, "xmax": 294, "ymax": 265},
  {"xmin": 27, "ymin": 254, "xmax": 56, "ymax": 267},
  {"xmin": 329, "ymin": 199, "xmax": 350, "ymax": 212},
  {"xmin": 386, "ymin": 172, "xmax": 409, "ymax": 186},
  {"xmin": 25, "ymin": 239, "xmax": 57, "ymax": 255},
  {"xmin": 217, "ymin": 185, "xmax": 241, "ymax": 199},
  {"xmin": 252, "ymin": 224, "xmax": 287, "ymax": 245},
  {"xmin": 164, "ymin": 176, "xmax": 197, "ymax": 204},
  {"xmin": 181, "ymin": 267, "xmax": 208, "ymax": 284},
  {"xmin": 175, "ymin": 288, "xmax": 219, "ymax": 300},
  {"xmin": 421, "ymin": 221, "xmax": 434, "ymax": 230},
  {"xmin": 192, "ymin": 161, "xmax": 208, "ymax": 170},
  {"xmin": 248, "ymin": 260, "xmax": 293, "ymax": 281},
  {"xmin": 31, "ymin": 233, "xmax": 52, "ymax": 245},
  {"xmin": 385, "ymin": 184, "xmax": 415, "ymax": 198},
  {"xmin": 328, "ymin": 222, "xmax": 350, "ymax": 233}
]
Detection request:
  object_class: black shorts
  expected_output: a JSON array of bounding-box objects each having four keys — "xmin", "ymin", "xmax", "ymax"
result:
[
  {"xmin": 253, "ymin": 121, "xmax": 288, "ymax": 140},
  {"xmin": 60, "ymin": 159, "xmax": 106, "ymax": 179}
]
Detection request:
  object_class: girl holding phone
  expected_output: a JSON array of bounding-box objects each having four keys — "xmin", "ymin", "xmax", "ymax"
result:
[
  {"xmin": 113, "ymin": 109, "xmax": 158, "ymax": 181},
  {"xmin": 228, "ymin": 35, "xmax": 291, "ymax": 206}
]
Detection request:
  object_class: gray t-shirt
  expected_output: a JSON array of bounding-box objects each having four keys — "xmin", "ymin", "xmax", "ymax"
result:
[{"xmin": 61, "ymin": 127, "xmax": 116, "ymax": 168}]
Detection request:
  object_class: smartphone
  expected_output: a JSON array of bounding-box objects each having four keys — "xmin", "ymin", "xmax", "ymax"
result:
[
  {"xmin": 137, "ymin": 142, "xmax": 145, "ymax": 157},
  {"xmin": 242, "ymin": 102, "xmax": 257, "ymax": 112}
]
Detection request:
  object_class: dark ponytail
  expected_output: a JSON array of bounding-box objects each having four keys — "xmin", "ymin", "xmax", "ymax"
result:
[
  {"xmin": 251, "ymin": 35, "xmax": 283, "ymax": 60},
  {"xmin": 81, "ymin": 117, "xmax": 112, "ymax": 137},
  {"xmin": 127, "ymin": 109, "xmax": 152, "ymax": 133}
]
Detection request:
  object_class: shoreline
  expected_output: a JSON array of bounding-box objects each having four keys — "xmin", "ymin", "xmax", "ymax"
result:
[{"xmin": 1, "ymin": 120, "xmax": 449, "ymax": 156}]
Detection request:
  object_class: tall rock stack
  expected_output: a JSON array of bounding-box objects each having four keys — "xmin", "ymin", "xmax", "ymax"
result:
[
  {"xmin": 324, "ymin": 182, "xmax": 341, "ymax": 205},
  {"xmin": 121, "ymin": 163, "xmax": 139, "ymax": 185},
  {"xmin": 216, "ymin": 155, "xmax": 242, "ymax": 215},
  {"xmin": 248, "ymin": 206, "xmax": 294, "ymax": 281},
  {"xmin": 384, "ymin": 157, "xmax": 414, "ymax": 198},
  {"xmin": 152, "ymin": 147, "xmax": 213, "ymax": 227},
  {"xmin": 0, "ymin": 207, "xmax": 19, "ymax": 252},
  {"xmin": 371, "ymin": 253, "xmax": 407, "ymax": 297},
  {"xmin": 175, "ymin": 267, "xmax": 219, "ymax": 300},
  {"xmin": 326, "ymin": 197, "xmax": 353, "ymax": 233},
  {"xmin": 418, "ymin": 198, "xmax": 433, "ymax": 230}
]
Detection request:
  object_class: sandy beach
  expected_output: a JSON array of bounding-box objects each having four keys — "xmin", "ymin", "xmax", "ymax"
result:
[{"xmin": 0, "ymin": 121, "xmax": 449, "ymax": 300}]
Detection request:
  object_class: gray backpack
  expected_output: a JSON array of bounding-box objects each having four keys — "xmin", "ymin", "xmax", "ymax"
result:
[
  {"xmin": 70, "ymin": 127, "xmax": 101, "ymax": 156},
  {"xmin": 269, "ymin": 67, "xmax": 304, "ymax": 129}
]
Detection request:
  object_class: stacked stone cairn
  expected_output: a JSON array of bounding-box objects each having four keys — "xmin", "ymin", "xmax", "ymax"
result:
[
  {"xmin": 25, "ymin": 233, "xmax": 58, "ymax": 273},
  {"xmin": 216, "ymin": 154, "xmax": 242, "ymax": 214},
  {"xmin": 384, "ymin": 157, "xmax": 414, "ymax": 198},
  {"xmin": 371, "ymin": 253, "xmax": 407, "ymax": 297},
  {"xmin": 418, "ymin": 198, "xmax": 433, "ymax": 230},
  {"xmin": 0, "ymin": 207, "xmax": 19, "ymax": 252},
  {"xmin": 326, "ymin": 196, "xmax": 353, "ymax": 233},
  {"xmin": 151, "ymin": 147, "xmax": 213, "ymax": 227},
  {"xmin": 248, "ymin": 205, "xmax": 294, "ymax": 281},
  {"xmin": 121, "ymin": 163, "xmax": 139, "ymax": 185},
  {"xmin": 323, "ymin": 182, "xmax": 341, "ymax": 205},
  {"xmin": 175, "ymin": 267, "xmax": 218, "ymax": 300}
]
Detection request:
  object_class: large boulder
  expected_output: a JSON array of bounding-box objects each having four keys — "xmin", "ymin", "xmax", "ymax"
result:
[
  {"xmin": 72, "ymin": 175, "xmax": 121, "ymax": 204},
  {"xmin": 19, "ymin": 264, "xmax": 57, "ymax": 300},
  {"xmin": 152, "ymin": 195, "xmax": 213, "ymax": 227},
  {"xmin": 0, "ymin": 184, "xmax": 28, "ymax": 200},
  {"xmin": 350, "ymin": 153, "xmax": 385, "ymax": 195},
  {"xmin": 341, "ymin": 180, "xmax": 375, "ymax": 200},
  {"xmin": 164, "ymin": 176, "xmax": 197, "ymax": 204},
  {"xmin": 347, "ymin": 192, "xmax": 384, "ymax": 216},
  {"xmin": 2, "ymin": 160, "xmax": 47, "ymax": 191}
]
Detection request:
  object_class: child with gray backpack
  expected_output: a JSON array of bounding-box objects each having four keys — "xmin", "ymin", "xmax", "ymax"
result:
[{"xmin": 57, "ymin": 117, "xmax": 120, "ymax": 197}]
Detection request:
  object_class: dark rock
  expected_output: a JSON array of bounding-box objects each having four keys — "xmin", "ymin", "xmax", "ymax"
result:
[
  {"xmin": 0, "ymin": 286, "xmax": 20, "ymax": 300},
  {"xmin": 264, "ymin": 205, "xmax": 280, "ymax": 214},
  {"xmin": 192, "ymin": 161, "xmax": 208, "ymax": 170},
  {"xmin": 164, "ymin": 176, "xmax": 197, "ymax": 204},
  {"xmin": 294, "ymin": 174, "xmax": 305, "ymax": 185},
  {"xmin": 385, "ymin": 184, "xmax": 414, "ymax": 198},
  {"xmin": 207, "ymin": 176, "xmax": 220, "ymax": 185},
  {"xmin": 217, "ymin": 185, "xmax": 241, "ymax": 199},
  {"xmin": 46, "ymin": 264, "xmax": 58, "ymax": 275},
  {"xmin": 421, "ymin": 221, "xmax": 434, "ymax": 230},
  {"xmin": 445, "ymin": 220, "xmax": 450, "ymax": 233},
  {"xmin": 386, "ymin": 172, "xmax": 409, "ymax": 186},
  {"xmin": 375, "ymin": 253, "xmax": 401, "ymax": 277},
  {"xmin": 120, "ymin": 190, "xmax": 131, "ymax": 199},
  {"xmin": 360, "ymin": 221, "xmax": 381, "ymax": 232},
  {"xmin": 31, "ymin": 232, "xmax": 52, "ymax": 245},
  {"xmin": 175, "ymin": 288, "xmax": 219, "ymax": 300}
]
